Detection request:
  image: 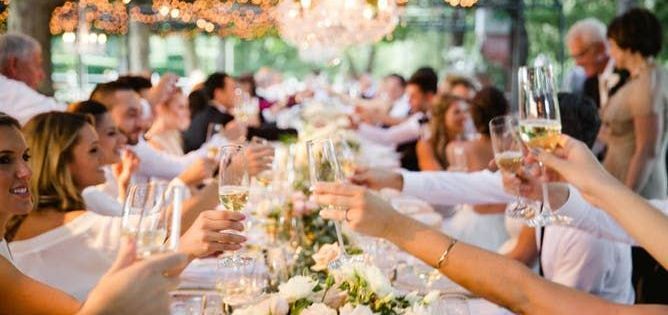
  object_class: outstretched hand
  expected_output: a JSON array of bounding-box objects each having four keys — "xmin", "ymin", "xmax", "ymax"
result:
[
  {"xmin": 80, "ymin": 238, "xmax": 188, "ymax": 315},
  {"xmin": 313, "ymin": 183, "xmax": 400, "ymax": 238},
  {"xmin": 533, "ymin": 134, "xmax": 623, "ymax": 205}
]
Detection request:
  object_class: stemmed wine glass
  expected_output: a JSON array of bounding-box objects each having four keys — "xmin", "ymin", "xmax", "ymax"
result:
[
  {"xmin": 121, "ymin": 182, "xmax": 185, "ymax": 258},
  {"xmin": 307, "ymin": 138, "xmax": 350, "ymax": 269},
  {"xmin": 517, "ymin": 65, "xmax": 571, "ymax": 226},
  {"xmin": 218, "ymin": 144, "xmax": 252, "ymax": 265},
  {"xmin": 489, "ymin": 115, "xmax": 535, "ymax": 219}
]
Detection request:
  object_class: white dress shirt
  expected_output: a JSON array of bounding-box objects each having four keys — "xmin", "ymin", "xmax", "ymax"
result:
[
  {"xmin": 82, "ymin": 166, "xmax": 123, "ymax": 216},
  {"xmin": 388, "ymin": 95, "xmax": 410, "ymax": 119},
  {"xmin": 9, "ymin": 212, "xmax": 122, "ymax": 300},
  {"xmin": 400, "ymin": 170, "xmax": 634, "ymax": 304},
  {"xmin": 598, "ymin": 59, "xmax": 619, "ymax": 110},
  {"xmin": 132, "ymin": 133, "xmax": 227, "ymax": 182},
  {"xmin": 557, "ymin": 186, "xmax": 668, "ymax": 246},
  {"xmin": 358, "ymin": 112, "xmax": 424, "ymax": 146},
  {"xmin": 0, "ymin": 74, "xmax": 66, "ymax": 125}
]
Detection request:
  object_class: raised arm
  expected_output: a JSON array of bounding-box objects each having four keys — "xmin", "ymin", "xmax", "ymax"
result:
[
  {"xmin": 0, "ymin": 257, "xmax": 81, "ymax": 314},
  {"xmin": 313, "ymin": 183, "xmax": 668, "ymax": 314},
  {"xmin": 538, "ymin": 135, "xmax": 668, "ymax": 268}
]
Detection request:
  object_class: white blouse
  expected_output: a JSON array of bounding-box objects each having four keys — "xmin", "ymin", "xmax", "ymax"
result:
[
  {"xmin": 9, "ymin": 212, "xmax": 122, "ymax": 301},
  {"xmin": 0, "ymin": 240, "xmax": 11, "ymax": 262}
]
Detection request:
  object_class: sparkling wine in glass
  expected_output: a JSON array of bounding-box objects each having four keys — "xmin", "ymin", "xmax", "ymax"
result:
[
  {"xmin": 218, "ymin": 144, "xmax": 251, "ymax": 265},
  {"xmin": 517, "ymin": 65, "xmax": 571, "ymax": 226},
  {"xmin": 489, "ymin": 115, "xmax": 536, "ymax": 219},
  {"xmin": 122, "ymin": 182, "xmax": 185, "ymax": 258},
  {"xmin": 251, "ymin": 136, "xmax": 273, "ymax": 187},
  {"xmin": 307, "ymin": 138, "xmax": 349, "ymax": 268}
]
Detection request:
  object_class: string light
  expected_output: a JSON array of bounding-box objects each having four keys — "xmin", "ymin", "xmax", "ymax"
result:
[{"xmin": 1, "ymin": 0, "xmax": 466, "ymax": 40}]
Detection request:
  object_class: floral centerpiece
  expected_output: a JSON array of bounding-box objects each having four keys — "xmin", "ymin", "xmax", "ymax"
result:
[{"xmin": 232, "ymin": 260, "xmax": 442, "ymax": 315}]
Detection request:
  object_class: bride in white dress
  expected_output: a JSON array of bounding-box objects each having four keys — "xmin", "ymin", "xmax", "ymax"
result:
[{"xmin": 438, "ymin": 87, "xmax": 512, "ymax": 252}]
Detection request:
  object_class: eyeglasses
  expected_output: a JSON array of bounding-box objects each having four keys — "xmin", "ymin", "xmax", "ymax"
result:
[{"xmin": 570, "ymin": 45, "xmax": 592, "ymax": 60}]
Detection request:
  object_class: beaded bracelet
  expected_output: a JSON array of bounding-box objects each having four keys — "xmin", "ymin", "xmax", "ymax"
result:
[{"xmin": 436, "ymin": 238, "xmax": 458, "ymax": 269}]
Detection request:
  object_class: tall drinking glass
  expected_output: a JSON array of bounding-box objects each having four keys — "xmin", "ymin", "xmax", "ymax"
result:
[
  {"xmin": 122, "ymin": 182, "xmax": 185, "ymax": 258},
  {"xmin": 206, "ymin": 123, "xmax": 223, "ymax": 159},
  {"xmin": 218, "ymin": 144, "xmax": 251, "ymax": 265},
  {"xmin": 489, "ymin": 115, "xmax": 534, "ymax": 219},
  {"xmin": 517, "ymin": 65, "xmax": 571, "ymax": 226},
  {"xmin": 307, "ymin": 138, "xmax": 349, "ymax": 268}
]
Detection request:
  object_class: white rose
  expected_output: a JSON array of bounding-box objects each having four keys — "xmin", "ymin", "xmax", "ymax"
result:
[
  {"xmin": 311, "ymin": 243, "xmax": 341, "ymax": 271},
  {"xmin": 301, "ymin": 303, "xmax": 337, "ymax": 315},
  {"xmin": 339, "ymin": 303, "xmax": 376, "ymax": 315},
  {"xmin": 278, "ymin": 276, "xmax": 317, "ymax": 302},
  {"xmin": 405, "ymin": 291, "xmax": 422, "ymax": 304},
  {"xmin": 259, "ymin": 295, "xmax": 289, "ymax": 315},
  {"xmin": 359, "ymin": 264, "xmax": 393, "ymax": 298}
]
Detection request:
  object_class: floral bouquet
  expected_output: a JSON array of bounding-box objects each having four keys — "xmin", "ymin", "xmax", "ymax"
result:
[{"xmin": 233, "ymin": 261, "xmax": 443, "ymax": 315}]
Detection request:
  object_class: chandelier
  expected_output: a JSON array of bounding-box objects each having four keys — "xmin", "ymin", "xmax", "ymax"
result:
[{"xmin": 274, "ymin": 0, "xmax": 400, "ymax": 63}]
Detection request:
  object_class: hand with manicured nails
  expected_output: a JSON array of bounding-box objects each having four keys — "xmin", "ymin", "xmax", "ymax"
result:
[
  {"xmin": 313, "ymin": 183, "xmax": 400, "ymax": 238},
  {"xmin": 179, "ymin": 210, "xmax": 246, "ymax": 260},
  {"xmin": 533, "ymin": 134, "xmax": 622, "ymax": 205},
  {"xmin": 114, "ymin": 149, "xmax": 140, "ymax": 201},
  {"xmin": 79, "ymin": 238, "xmax": 188, "ymax": 315}
]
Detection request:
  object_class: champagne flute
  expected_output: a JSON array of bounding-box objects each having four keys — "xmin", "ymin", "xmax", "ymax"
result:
[
  {"xmin": 517, "ymin": 65, "xmax": 571, "ymax": 226},
  {"xmin": 122, "ymin": 182, "xmax": 185, "ymax": 258},
  {"xmin": 333, "ymin": 136, "xmax": 356, "ymax": 178},
  {"xmin": 489, "ymin": 115, "xmax": 536, "ymax": 219},
  {"xmin": 251, "ymin": 136, "xmax": 273, "ymax": 187},
  {"xmin": 307, "ymin": 138, "xmax": 349, "ymax": 268},
  {"xmin": 206, "ymin": 123, "xmax": 223, "ymax": 159},
  {"xmin": 218, "ymin": 144, "xmax": 252, "ymax": 265}
]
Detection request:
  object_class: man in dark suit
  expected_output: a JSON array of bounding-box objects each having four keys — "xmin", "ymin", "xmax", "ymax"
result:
[
  {"xmin": 183, "ymin": 72, "xmax": 236, "ymax": 153},
  {"xmin": 566, "ymin": 18, "xmax": 629, "ymax": 110},
  {"xmin": 183, "ymin": 72, "xmax": 298, "ymax": 153}
]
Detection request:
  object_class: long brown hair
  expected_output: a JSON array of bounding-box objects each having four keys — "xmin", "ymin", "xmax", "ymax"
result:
[
  {"xmin": 23, "ymin": 111, "xmax": 93, "ymax": 212},
  {"xmin": 428, "ymin": 94, "xmax": 466, "ymax": 168}
]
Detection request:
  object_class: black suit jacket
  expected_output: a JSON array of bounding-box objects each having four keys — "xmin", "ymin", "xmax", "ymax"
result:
[
  {"xmin": 182, "ymin": 105, "xmax": 235, "ymax": 153},
  {"xmin": 583, "ymin": 68, "xmax": 629, "ymax": 108},
  {"xmin": 182, "ymin": 105, "xmax": 299, "ymax": 153}
]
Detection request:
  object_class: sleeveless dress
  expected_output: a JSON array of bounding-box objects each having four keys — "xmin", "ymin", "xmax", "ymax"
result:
[{"xmin": 601, "ymin": 65, "xmax": 668, "ymax": 199}]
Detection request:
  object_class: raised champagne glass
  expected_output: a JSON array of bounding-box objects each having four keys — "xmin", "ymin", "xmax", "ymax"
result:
[
  {"xmin": 517, "ymin": 65, "xmax": 571, "ymax": 226},
  {"xmin": 218, "ymin": 144, "xmax": 252, "ymax": 265},
  {"xmin": 307, "ymin": 138, "xmax": 349, "ymax": 269},
  {"xmin": 489, "ymin": 115, "xmax": 535, "ymax": 219},
  {"xmin": 121, "ymin": 182, "xmax": 185, "ymax": 258}
]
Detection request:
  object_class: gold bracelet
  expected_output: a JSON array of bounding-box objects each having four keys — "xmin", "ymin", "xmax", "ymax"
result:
[{"xmin": 436, "ymin": 238, "xmax": 458, "ymax": 269}]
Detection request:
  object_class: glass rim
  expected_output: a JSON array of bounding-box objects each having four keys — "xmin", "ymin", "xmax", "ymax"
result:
[
  {"xmin": 219, "ymin": 143, "xmax": 245, "ymax": 151},
  {"xmin": 306, "ymin": 137, "xmax": 334, "ymax": 145}
]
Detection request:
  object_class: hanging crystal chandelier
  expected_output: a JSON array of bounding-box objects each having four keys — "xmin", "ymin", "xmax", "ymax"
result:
[{"xmin": 274, "ymin": 0, "xmax": 400, "ymax": 63}]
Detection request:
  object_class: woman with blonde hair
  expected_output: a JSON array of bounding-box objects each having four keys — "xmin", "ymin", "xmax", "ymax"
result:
[
  {"xmin": 0, "ymin": 111, "xmax": 190, "ymax": 314},
  {"xmin": 416, "ymin": 94, "xmax": 469, "ymax": 171},
  {"xmin": 145, "ymin": 88, "xmax": 191, "ymax": 156},
  {"xmin": 7, "ymin": 111, "xmax": 246, "ymax": 300}
]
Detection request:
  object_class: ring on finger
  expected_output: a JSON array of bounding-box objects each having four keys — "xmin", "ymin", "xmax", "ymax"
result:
[{"xmin": 344, "ymin": 208, "xmax": 351, "ymax": 222}]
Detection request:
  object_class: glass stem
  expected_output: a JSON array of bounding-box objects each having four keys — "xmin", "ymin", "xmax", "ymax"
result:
[
  {"xmin": 539, "ymin": 162, "xmax": 551, "ymax": 221},
  {"xmin": 333, "ymin": 219, "xmax": 348, "ymax": 256}
]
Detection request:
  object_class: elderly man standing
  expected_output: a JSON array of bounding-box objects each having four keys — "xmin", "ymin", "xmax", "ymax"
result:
[
  {"xmin": 0, "ymin": 33, "xmax": 65, "ymax": 125},
  {"xmin": 566, "ymin": 18, "xmax": 628, "ymax": 109}
]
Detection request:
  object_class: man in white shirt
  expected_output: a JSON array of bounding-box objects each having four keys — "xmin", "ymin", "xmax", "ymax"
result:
[
  {"xmin": 0, "ymin": 33, "xmax": 65, "ymax": 125},
  {"xmin": 90, "ymin": 80, "xmax": 221, "ymax": 182},
  {"xmin": 354, "ymin": 169, "xmax": 634, "ymax": 304},
  {"xmin": 356, "ymin": 68, "xmax": 437, "ymax": 147}
]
